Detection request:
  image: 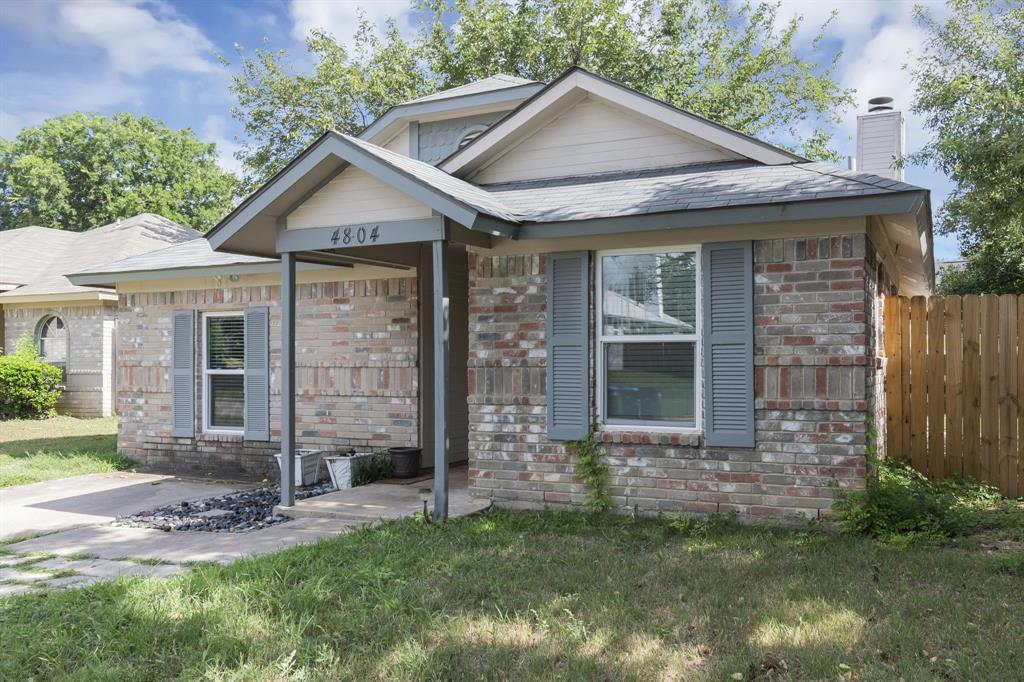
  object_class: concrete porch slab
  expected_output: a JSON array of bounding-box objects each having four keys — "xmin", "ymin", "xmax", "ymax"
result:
[{"xmin": 276, "ymin": 468, "xmax": 490, "ymax": 522}]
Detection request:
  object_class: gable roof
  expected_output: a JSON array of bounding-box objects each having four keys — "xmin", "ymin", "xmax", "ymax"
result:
[
  {"xmin": 359, "ymin": 77, "xmax": 544, "ymax": 147},
  {"xmin": 404, "ymin": 75, "xmax": 539, "ymax": 104},
  {"xmin": 0, "ymin": 213, "xmax": 200, "ymax": 302},
  {"xmin": 206, "ymin": 131, "xmax": 523, "ymax": 257},
  {"xmin": 440, "ymin": 68, "xmax": 806, "ymax": 177}
]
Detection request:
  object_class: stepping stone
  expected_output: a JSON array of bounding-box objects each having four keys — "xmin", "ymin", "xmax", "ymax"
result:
[
  {"xmin": 0, "ymin": 567, "xmax": 53, "ymax": 582},
  {"xmin": 37, "ymin": 575, "xmax": 105, "ymax": 590},
  {"xmin": 0, "ymin": 583, "xmax": 34, "ymax": 597}
]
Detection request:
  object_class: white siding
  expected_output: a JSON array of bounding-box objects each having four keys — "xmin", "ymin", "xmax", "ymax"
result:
[
  {"xmin": 287, "ymin": 166, "xmax": 432, "ymax": 229},
  {"xmin": 472, "ymin": 95, "xmax": 738, "ymax": 184},
  {"xmin": 856, "ymin": 111, "xmax": 904, "ymax": 181},
  {"xmin": 383, "ymin": 127, "xmax": 409, "ymax": 156}
]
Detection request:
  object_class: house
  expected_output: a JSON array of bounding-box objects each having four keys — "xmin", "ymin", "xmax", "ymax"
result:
[
  {"xmin": 68, "ymin": 69, "xmax": 933, "ymax": 521},
  {"xmin": 1, "ymin": 214, "xmax": 200, "ymax": 416}
]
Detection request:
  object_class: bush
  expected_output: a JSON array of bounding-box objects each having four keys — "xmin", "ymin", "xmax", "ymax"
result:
[
  {"xmin": 0, "ymin": 352, "xmax": 64, "ymax": 419},
  {"xmin": 834, "ymin": 457, "xmax": 1022, "ymax": 546},
  {"xmin": 352, "ymin": 452, "xmax": 393, "ymax": 486}
]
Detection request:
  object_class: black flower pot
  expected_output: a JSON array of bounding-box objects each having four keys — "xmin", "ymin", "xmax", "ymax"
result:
[{"xmin": 389, "ymin": 447, "xmax": 422, "ymax": 479}]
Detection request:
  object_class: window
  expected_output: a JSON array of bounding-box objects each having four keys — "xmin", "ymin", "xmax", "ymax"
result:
[
  {"xmin": 36, "ymin": 315, "xmax": 67, "ymax": 380},
  {"xmin": 597, "ymin": 248, "xmax": 699, "ymax": 429},
  {"xmin": 203, "ymin": 313, "xmax": 244, "ymax": 432}
]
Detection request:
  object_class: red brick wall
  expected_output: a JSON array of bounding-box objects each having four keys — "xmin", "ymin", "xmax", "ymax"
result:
[
  {"xmin": 117, "ymin": 278, "xmax": 419, "ymax": 477},
  {"xmin": 467, "ymin": 233, "xmax": 882, "ymax": 520}
]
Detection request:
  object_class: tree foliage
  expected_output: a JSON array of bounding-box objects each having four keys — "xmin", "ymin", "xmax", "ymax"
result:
[
  {"xmin": 0, "ymin": 113, "xmax": 238, "ymax": 232},
  {"xmin": 225, "ymin": 0, "xmax": 853, "ymax": 187},
  {"xmin": 912, "ymin": 0, "xmax": 1024, "ymax": 295}
]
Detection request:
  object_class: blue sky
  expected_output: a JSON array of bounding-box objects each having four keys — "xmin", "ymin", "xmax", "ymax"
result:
[{"xmin": 0, "ymin": 0, "xmax": 958, "ymax": 259}]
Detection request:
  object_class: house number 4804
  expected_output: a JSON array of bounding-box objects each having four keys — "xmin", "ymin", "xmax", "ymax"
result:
[{"xmin": 331, "ymin": 224, "xmax": 380, "ymax": 246}]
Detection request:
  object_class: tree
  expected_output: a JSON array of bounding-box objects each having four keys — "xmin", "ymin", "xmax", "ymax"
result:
[
  {"xmin": 225, "ymin": 0, "xmax": 853, "ymax": 186},
  {"xmin": 912, "ymin": 0, "xmax": 1024, "ymax": 295},
  {"xmin": 0, "ymin": 113, "xmax": 238, "ymax": 232}
]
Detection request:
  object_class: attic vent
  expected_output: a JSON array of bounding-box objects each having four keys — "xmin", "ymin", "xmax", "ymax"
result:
[
  {"xmin": 458, "ymin": 126, "xmax": 487, "ymax": 148},
  {"xmin": 868, "ymin": 96, "xmax": 894, "ymax": 112}
]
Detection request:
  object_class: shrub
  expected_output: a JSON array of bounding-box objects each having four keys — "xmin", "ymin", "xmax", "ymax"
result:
[
  {"xmin": 352, "ymin": 452, "xmax": 393, "ymax": 486},
  {"xmin": 0, "ymin": 348, "xmax": 64, "ymax": 419},
  {"xmin": 834, "ymin": 457, "xmax": 1022, "ymax": 546}
]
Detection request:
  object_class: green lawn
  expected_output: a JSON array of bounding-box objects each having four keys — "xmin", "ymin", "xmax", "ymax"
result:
[
  {"xmin": 0, "ymin": 416, "xmax": 134, "ymax": 487},
  {"xmin": 1, "ymin": 511, "xmax": 1022, "ymax": 681}
]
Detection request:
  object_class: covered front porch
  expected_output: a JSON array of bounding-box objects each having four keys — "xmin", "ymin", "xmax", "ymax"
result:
[{"xmin": 205, "ymin": 132, "xmax": 520, "ymax": 521}]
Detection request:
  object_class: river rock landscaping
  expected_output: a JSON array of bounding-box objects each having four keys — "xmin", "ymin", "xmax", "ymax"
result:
[{"xmin": 114, "ymin": 481, "xmax": 337, "ymax": 533}]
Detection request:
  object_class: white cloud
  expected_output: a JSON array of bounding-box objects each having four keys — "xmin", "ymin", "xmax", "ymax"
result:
[
  {"xmin": 0, "ymin": 71, "xmax": 144, "ymax": 137},
  {"xmin": 0, "ymin": 0, "xmax": 218, "ymax": 77},
  {"xmin": 289, "ymin": 0, "xmax": 415, "ymax": 43},
  {"xmin": 201, "ymin": 115, "xmax": 244, "ymax": 174}
]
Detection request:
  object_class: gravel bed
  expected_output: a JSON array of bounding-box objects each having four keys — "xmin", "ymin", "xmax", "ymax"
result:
[{"xmin": 114, "ymin": 482, "xmax": 337, "ymax": 533}]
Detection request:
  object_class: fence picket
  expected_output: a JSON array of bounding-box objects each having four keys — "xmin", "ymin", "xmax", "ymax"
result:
[
  {"xmin": 945, "ymin": 297, "xmax": 963, "ymax": 479},
  {"xmin": 883, "ymin": 296, "xmax": 903, "ymax": 458},
  {"xmin": 909, "ymin": 296, "xmax": 928, "ymax": 472},
  {"xmin": 999, "ymin": 295, "xmax": 1018, "ymax": 497},
  {"xmin": 899, "ymin": 296, "xmax": 913, "ymax": 458},
  {"xmin": 927, "ymin": 297, "xmax": 946, "ymax": 477},
  {"xmin": 980, "ymin": 296, "xmax": 1000, "ymax": 483},
  {"xmin": 962, "ymin": 296, "xmax": 981, "ymax": 480}
]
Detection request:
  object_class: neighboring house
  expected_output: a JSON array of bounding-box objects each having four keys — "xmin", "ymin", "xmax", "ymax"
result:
[
  {"xmin": 69, "ymin": 69, "xmax": 933, "ymax": 520},
  {"xmin": 1, "ymin": 214, "xmax": 200, "ymax": 417}
]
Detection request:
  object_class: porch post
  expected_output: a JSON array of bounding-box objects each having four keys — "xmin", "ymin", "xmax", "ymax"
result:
[
  {"xmin": 431, "ymin": 239, "xmax": 449, "ymax": 521},
  {"xmin": 280, "ymin": 251, "xmax": 296, "ymax": 507}
]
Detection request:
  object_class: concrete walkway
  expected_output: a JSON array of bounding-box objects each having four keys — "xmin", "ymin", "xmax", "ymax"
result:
[
  {"xmin": 1, "ymin": 469, "xmax": 489, "ymax": 597},
  {"xmin": 0, "ymin": 472, "xmax": 238, "ymax": 541}
]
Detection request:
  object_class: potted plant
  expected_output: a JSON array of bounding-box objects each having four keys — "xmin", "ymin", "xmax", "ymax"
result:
[
  {"xmin": 323, "ymin": 450, "xmax": 372, "ymax": 490},
  {"xmin": 389, "ymin": 447, "xmax": 422, "ymax": 479}
]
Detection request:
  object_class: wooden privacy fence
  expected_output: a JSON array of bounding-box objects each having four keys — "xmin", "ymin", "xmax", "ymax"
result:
[{"xmin": 883, "ymin": 294, "xmax": 1024, "ymax": 498}]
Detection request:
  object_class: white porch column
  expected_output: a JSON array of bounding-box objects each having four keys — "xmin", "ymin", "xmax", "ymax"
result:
[
  {"xmin": 280, "ymin": 251, "xmax": 296, "ymax": 507},
  {"xmin": 431, "ymin": 239, "xmax": 449, "ymax": 521}
]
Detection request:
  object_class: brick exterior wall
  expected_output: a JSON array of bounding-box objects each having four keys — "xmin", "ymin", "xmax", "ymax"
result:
[
  {"xmin": 3, "ymin": 304, "xmax": 116, "ymax": 418},
  {"xmin": 467, "ymin": 233, "xmax": 883, "ymax": 520},
  {"xmin": 117, "ymin": 278, "xmax": 419, "ymax": 477}
]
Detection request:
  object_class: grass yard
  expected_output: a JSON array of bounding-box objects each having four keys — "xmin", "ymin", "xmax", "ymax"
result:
[
  {"xmin": 0, "ymin": 416, "xmax": 133, "ymax": 487},
  {"xmin": 1, "ymin": 510, "xmax": 1022, "ymax": 681}
]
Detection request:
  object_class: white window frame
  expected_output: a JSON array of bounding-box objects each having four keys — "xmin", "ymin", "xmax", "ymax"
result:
[
  {"xmin": 596, "ymin": 245, "xmax": 702, "ymax": 433},
  {"xmin": 202, "ymin": 311, "xmax": 245, "ymax": 435}
]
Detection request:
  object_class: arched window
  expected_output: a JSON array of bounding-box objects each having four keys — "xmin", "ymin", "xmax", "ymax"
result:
[
  {"xmin": 36, "ymin": 315, "xmax": 68, "ymax": 378},
  {"xmin": 457, "ymin": 125, "xmax": 488, "ymax": 149}
]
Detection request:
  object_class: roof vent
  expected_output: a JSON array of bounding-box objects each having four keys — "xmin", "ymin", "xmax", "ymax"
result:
[{"xmin": 867, "ymin": 96, "xmax": 894, "ymax": 113}]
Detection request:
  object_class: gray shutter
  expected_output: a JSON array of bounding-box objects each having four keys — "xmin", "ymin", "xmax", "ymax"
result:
[
  {"xmin": 702, "ymin": 241, "xmax": 755, "ymax": 447},
  {"xmin": 171, "ymin": 310, "xmax": 195, "ymax": 438},
  {"xmin": 546, "ymin": 251, "xmax": 590, "ymax": 440},
  {"xmin": 244, "ymin": 306, "xmax": 270, "ymax": 441}
]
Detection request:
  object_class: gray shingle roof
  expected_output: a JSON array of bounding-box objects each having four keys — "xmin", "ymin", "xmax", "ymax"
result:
[
  {"xmin": 404, "ymin": 75, "xmax": 539, "ymax": 104},
  {"xmin": 73, "ymin": 237, "xmax": 272, "ymax": 277},
  {"xmin": 0, "ymin": 213, "xmax": 200, "ymax": 298},
  {"xmin": 483, "ymin": 161, "xmax": 924, "ymax": 223},
  {"xmin": 0, "ymin": 226, "xmax": 78, "ymax": 288}
]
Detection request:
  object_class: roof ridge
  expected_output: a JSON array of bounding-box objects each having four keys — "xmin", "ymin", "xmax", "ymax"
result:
[{"xmin": 795, "ymin": 162, "xmax": 921, "ymax": 193}]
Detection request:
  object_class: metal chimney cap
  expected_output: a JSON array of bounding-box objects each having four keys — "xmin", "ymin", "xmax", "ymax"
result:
[{"xmin": 868, "ymin": 96, "xmax": 894, "ymax": 112}]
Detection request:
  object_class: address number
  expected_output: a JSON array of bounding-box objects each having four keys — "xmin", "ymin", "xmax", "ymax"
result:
[{"xmin": 331, "ymin": 224, "xmax": 381, "ymax": 246}]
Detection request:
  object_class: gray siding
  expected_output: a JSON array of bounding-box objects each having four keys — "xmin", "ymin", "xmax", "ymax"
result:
[{"xmin": 417, "ymin": 112, "xmax": 506, "ymax": 165}]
